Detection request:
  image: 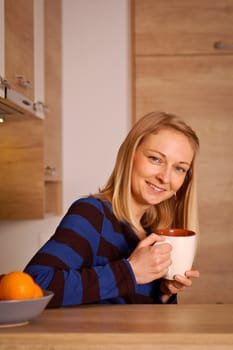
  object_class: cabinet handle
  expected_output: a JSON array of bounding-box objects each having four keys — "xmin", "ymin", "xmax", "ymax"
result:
[
  {"xmin": 45, "ymin": 166, "xmax": 57, "ymax": 177},
  {"xmin": 213, "ymin": 41, "xmax": 233, "ymax": 50},
  {"xmin": 16, "ymin": 75, "xmax": 32, "ymax": 88},
  {"xmin": 33, "ymin": 101, "xmax": 49, "ymax": 114},
  {"xmin": 0, "ymin": 76, "xmax": 11, "ymax": 89}
]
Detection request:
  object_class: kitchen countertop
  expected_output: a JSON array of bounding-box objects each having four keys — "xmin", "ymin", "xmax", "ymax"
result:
[{"xmin": 0, "ymin": 304, "xmax": 232, "ymax": 349}]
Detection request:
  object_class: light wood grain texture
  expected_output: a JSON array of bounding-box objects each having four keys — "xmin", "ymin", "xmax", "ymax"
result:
[
  {"xmin": 44, "ymin": 0, "xmax": 62, "ymax": 182},
  {"xmin": 45, "ymin": 181, "xmax": 62, "ymax": 215},
  {"xmin": 1, "ymin": 0, "xmax": 62, "ymax": 218},
  {"xmin": 132, "ymin": 0, "xmax": 233, "ymax": 304},
  {"xmin": 0, "ymin": 305, "xmax": 232, "ymax": 349},
  {"xmin": 0, "ymin": 116, "xmax": 44, "ymax": 219},
  {"xmin": 4, "ymin": 0, "xmax": 34, "ymax": 99},
  {"xmin": 44, "ymin": 0, "xmax": 62, "ymax": 215},
  {"xmin": 134, "ymin": 0, "xmax": 233, "ymax": 55},
  {"xmin": 135, "ymin": 55, "xmax": 233, "ymax": 305}
]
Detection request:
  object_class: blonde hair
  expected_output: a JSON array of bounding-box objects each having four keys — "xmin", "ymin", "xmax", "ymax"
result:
[{"xmin": 94, "ymin": 112, "xmax": 200, "ymax": 233}]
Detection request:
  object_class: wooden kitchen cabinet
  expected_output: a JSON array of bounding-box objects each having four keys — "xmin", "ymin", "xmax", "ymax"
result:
[
  {"xmin": 131, "ymin": 0, "xmax": 233, "ymax": 303},
  {"xmin": 133, "ymin": 0, "xmax": 233, "ymax": 56},
  {"xmin": 3, "ymin": 0, "xmax": 47, "ymax": 113},
  {"xmin": 4, "ymin": 0, "xmax": 35, "ymax": 100},
  {"xmin": 0, "ymin": 116, "xmax": 44, "ymax": 219},
  {"xmin": 0, "ymin": 0, "xmax": 62, "ymax": 219},
  {"xmin": 44, "ymin": 0, "xmax": 62, "ymax": 215}
]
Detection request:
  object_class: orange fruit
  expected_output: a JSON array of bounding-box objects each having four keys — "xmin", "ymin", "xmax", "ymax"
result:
[
  {"xmin": 0, "ymin": 271, "xmax": 43, "ymax": 301},
  {"xmin": 0, "ymin": 274, "xmax": 5, "ymax": 282},
  {"xmin": 33, "ymin": 283, "xmax": 44, "ymax": 298}
]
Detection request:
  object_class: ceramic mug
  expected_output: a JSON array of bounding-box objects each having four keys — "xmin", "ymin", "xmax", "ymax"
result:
[{"xmin": 155, "ymin": 228, "xmax": 197, "ymax": 280}]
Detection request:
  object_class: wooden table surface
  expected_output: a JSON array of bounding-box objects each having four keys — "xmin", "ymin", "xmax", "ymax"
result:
[{"xmin": 0, "ymin": 304, "xmax": 233, "ymax": 349}]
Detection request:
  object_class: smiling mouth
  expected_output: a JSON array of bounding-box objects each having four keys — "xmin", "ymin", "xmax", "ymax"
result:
[{"xmin": 146, "ymin": 181, "xmax": 165, "ymax": 192}]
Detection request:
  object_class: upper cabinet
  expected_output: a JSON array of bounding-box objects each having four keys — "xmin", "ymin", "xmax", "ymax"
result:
[
  {"xmin": 133, "ymin": 0, "xmax": 233, "ymax": 55},
  {"xmin": 1, "ymin": 0, "xmax": 45, "ymax": 118},
  {"xmin": 44, "ymin": 0, "xmax": 62, "ymax": 215},
  {"xmin": 0, "ymin": 0, "xmax": 62, "ymax": 219},
  {"xmin": 4, "ymin": 0, "xmax": 35, "ymax": 100}
]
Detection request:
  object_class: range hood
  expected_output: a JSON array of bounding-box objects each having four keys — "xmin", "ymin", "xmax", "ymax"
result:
[{"xmin": 0, "ymin": 85, "xmax": 45, "ymax": 121}]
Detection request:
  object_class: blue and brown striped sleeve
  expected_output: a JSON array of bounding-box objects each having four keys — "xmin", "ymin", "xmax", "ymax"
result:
[{"xmin": 24, "ymin": 197, "xmax": 136, "ymax": 307}]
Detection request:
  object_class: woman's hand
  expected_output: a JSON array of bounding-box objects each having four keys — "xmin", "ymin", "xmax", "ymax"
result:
[
  {"xmin": 160, "ymin": 270, "xmax": 200, "ymax": 303},
  {"xmin": 127, "ymin": 233, "xmax": 172, "ymax": 284}
]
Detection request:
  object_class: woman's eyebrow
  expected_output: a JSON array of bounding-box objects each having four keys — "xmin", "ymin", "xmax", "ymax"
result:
[
  {"xmin": 148, "ymin": 149, "xmax": 166, "ymax": 158},
  {"xmin": 179, "ymin": 161, "xmax": 191, "ymax": 166}
]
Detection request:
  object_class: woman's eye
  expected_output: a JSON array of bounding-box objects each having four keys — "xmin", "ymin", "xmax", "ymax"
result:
[
  {"xmin": 176, "ymin": 166, "xmax": 187, "ymax": 173},
  {"xmin": 149, "ymin": 156, "xmax": 162, "ymax": 163}
]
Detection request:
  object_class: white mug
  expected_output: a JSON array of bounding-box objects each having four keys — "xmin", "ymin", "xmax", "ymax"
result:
[{"xmin": 155, "ymin": 228, "xmax": 197, "ymax": 280}]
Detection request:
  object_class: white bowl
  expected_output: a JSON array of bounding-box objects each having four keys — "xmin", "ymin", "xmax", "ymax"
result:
[{"xmin": 0, "ymin": 290, "xmax": 54, "ymax": 327}]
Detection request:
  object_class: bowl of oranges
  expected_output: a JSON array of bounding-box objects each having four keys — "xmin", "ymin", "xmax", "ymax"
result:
[{"xmin": 0, "ymin": 271, "xmax": 54, "ymax": 327}]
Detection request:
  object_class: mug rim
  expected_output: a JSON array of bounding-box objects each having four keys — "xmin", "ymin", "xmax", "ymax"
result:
[{"xmin": 156, "ymin": 228, "xmax": 196, "ymax": 237}]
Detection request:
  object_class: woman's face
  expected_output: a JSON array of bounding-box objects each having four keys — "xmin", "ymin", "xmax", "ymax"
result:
[{"xmin": 131, "ymin": 128, "xmax": 194, "ymax": 218}]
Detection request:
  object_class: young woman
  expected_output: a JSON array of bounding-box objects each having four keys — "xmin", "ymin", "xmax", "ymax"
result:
[{"xmin": 25, "ymin": 112, "xmax": 200, "ymax": 307}]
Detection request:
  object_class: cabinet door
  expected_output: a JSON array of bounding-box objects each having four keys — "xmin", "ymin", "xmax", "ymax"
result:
[
  {"xmin": 0, "ymin": 0, "xmax": 4, "ymax": 91},
  {"xmin": 44, "ymin": 0, "xmax": 62, "ymax": 215},
  {"xmin": 0, "ymin": 117, "xmax": 44, "ymax": 219},
  {"xmin": 134, "ymin": 0, "xmax": 233, "ymax": 55},
  {"xmin": 132, "ymin": 0, "xmax": 233, "ymax": 303},
  {"xmin": 4, "ymin": 0, "xmax": 34, "ymax": 100}
]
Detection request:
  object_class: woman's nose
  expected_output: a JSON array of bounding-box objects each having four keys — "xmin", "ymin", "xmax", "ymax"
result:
[{"xmin": 156, "ymin": 165, "xmax": 171, "ymax": 184}]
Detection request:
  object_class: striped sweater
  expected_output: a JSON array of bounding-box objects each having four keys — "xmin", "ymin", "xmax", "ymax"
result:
[{"xmin": 24, "ymin": 197, "xmax": 177, "ymax": 307}]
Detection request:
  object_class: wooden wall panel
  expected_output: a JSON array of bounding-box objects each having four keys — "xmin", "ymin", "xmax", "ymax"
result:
[
  {"xmin": 132, "ymin": 0, "xmax": 233, "ymax": 303},
  {"xmin": 135, "ymin": 55, "xmax": 233, "ymax": 303}
]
